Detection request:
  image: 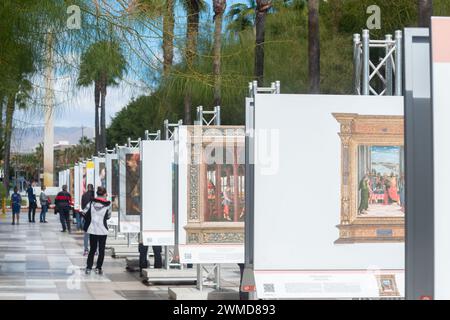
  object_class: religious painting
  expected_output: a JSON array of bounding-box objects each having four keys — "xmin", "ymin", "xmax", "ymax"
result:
[
  {"xmin": 334, "ymin": 113, "xmax": 405, "ymax": 243},
  {"xmin": 99, "ymin": 162, "xmax": 106, "ymax": 189},
  {"xmin": 126, "ymin": 153, "xmax": 141, "ymax": 216},
  {"xmin": 204, "ymin": 146, "xmax": 245, "ymax": 222},
  {"xmin": 69, "ymin": 168, "xmax": 75, "ymax": 198},
  {"xmin": 182, "ymin": 126, "xmax": 245, "ymax": 245},
  {"xmin": 357, "ymin": 146, "xmax": 404, "ymax": 217},
  {"xmin": 376, "ymin": 275, "xmax": 400, "ymax": 297}
]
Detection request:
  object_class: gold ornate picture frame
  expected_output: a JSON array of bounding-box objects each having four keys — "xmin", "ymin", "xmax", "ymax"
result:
[
  {"xmin": 333, "ymin": 113, "xmax": 405, "ymax": 244},
  {"xmin": 184, "ymin": 126, "xmax": 245, "ymax": 244}
]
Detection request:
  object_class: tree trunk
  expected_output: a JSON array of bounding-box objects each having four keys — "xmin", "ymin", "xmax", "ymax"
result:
[
  {"xmin": 418, "ymin": 0, "xmax": 433, "ymax": 28},
  {"xmin": 308, "ymin": 0, "xmax": 320, "ymax": 94},
  {"xmin": 94, "ymin": 80, "xmax": 100, "ymax": 154},
  {"xmin": 213, "ymin": 1, "xmax": 226, "ymax": 107},
  {"xmin": 100, "ymin": 76, "xmax": 107, "ymax": 153},
  {"xmin": 255, "ymin": 1, "xmax": 271, "ymax": 87},
  {"xmin": 184, "ymin": 1, "xmax": 201, "ymax": 125},
  {"xmin": 0, "ymin": 96, "xmax": 4, "ymax": 155},
  {"xmin": 254, "ymin": 10, "xmax": 266, "ymax": 86},
  {"xmin": 163, "ymin": 0, "xmax": 175, "ymax": 77},
  {"xmin": 3, "ymin": 94, "xmax": 15, "ymax": 190}
]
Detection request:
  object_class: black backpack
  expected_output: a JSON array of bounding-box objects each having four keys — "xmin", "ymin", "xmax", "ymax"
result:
[{"xmin": 82, "ymin": 202, "xmax": 92, "ymax": 232}]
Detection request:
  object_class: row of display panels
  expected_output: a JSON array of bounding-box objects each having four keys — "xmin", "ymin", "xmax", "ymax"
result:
[{"xmin": 57, "ymin": 128, "xmax": 246, "ymax": 265}]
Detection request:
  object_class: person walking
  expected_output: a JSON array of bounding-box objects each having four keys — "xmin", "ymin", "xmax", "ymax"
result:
[
  {"xmin": 82, "ymin": 186, "xmax": 111, "ymax": 275},
  {"xmin": 81, "ymin": 184, "xmax": 95, "ymax": 256},
  {"xmin": 11, "ymin": 187, "xmax": 22, "ymax": 225},
  {"xmin": 39, "ymin": 186, "xmax": 49, "ymax": 223},
  {"xmin": 26, "ymin": 183, "xmax": 37, "ymax": 223},
  {"xmin": 55, "ymin": 185, "xmax": 72, "ymax": 233}
]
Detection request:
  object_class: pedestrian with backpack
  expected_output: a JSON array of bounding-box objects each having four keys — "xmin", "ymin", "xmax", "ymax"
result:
[
  {"xmin": 82, "ymin": 186, "xmax": 111, "ymax": 275},
  {"xmin": 11, "ymin": 187, "xmax": 22, "ymax": 225}
]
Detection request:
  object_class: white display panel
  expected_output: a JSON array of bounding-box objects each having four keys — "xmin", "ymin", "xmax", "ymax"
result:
[
  {"xmin": 94, "ymin": 157, "xmax": 106, "ymax": 190},
  {"xmin": 74, "ymin": 165, "xmax": 80, "ymax": 210},
  {"xmin": 252, "ymin": 94, "xmax": 405, "ymax": 299},
  {"xmin": 176, "ymin": 126, "xmax": 245, "ymax": 264},
  {"xmin": 140, "ymin": 140, "xmax": 175, "ymax": 246},
  {"xmin": 86, "ymin": 161, "xmax": 94, "ymax": 187},
  {"xmin": 431, "ymin": 17, "xmax": 450, "ymax": 300},
  {"xmin": 106, "ymin": 153, "xmax": 119, "ymax": 226},
  {"xmin": 118, "ymin": 147, "xmax": 141, "ymax": 233}
]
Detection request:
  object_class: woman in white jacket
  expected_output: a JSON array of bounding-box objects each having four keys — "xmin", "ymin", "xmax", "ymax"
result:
[{"xmin": 82, "ymin": 186, "xmax": 111, "ymax": 275}]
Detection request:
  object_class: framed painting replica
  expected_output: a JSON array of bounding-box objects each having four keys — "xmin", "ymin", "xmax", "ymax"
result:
[
  {"xmin": 118, "ymin": 147, "xmax": 141, "ymax": 233},
  {"xmin": 333, "ymin": 113, "xmax": 404, "ymax": 243},
  {"xmin": 177, "ymin": 125, "xmax": 245, "ymax": 264},
  {"xmin": 106, "ymin": 153, "xmax": 119, "ymax": 226}
]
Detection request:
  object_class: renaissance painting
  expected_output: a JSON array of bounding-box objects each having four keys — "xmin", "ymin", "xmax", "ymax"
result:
[
  {"xmin": 99, "ymin": 162, "xmax": 106, "ymax": 189},
  {"xmin": 183, "ymin": 126, "xmax": 245, "ymax": 245},
  {"xmin": 70, "ymin": 168, "xmax": 75, "ymax": 198},
  {"xmin": 333, "ymin": 113, "xmax": 405, "ymax": 244},
  {"xmin": 126, "ymin": 153, "xmax": 141, "ymax": 215},
  {"xmin": 204, "ymin": 146, "xmax": 245, "ymax": 222},
  {"xmin": 357, "ymin": 146, "xmax": 405, "ymax": 217},
  {"xmin": 111, "ymin": 159, "xmax": 119, "ymax": 212}
]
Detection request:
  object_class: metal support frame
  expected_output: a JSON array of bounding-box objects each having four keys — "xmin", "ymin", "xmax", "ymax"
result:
[
  {"xmin": 127, "ymin": 137, "xmax": 141, "ymax": 149},
  {"xmin": 354, "ymin": 29, "xmax": 403, "ymax": 96},
  {"xmin": 404, "ymin": 28, "xmax": 433, "ymax": 300},
  {"xmin": 164, "ymin": 119, "xmax": 183, "ymax": 141},
  {"xmin": 242, "ymin": 81, "xmax": 281, "ymax": 300},
  {"xmin": 196, "ymin": 106, "xmax": 221, "ymax": 126},
  {"xmin": 196, "ymin": 264, "xmax": 221, "ymax": 291},
  {"xmin": 144, "ymin": 130, "xmax": 161, "ymax": 141},
  {"xmin": 249, "ymin": 80, "xmax": 281, "ymax": 97}
]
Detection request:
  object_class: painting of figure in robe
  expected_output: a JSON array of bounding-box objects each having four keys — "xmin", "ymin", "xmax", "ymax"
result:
[
  {"xmin": 357, "ymin": 146, "xmax": 405, "ymax": 217},
  {"xmin": 126, "ymin": 153, "xmax": 141, "ymax": 215}
]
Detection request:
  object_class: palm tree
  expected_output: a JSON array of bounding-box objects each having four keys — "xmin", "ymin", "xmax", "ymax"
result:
[
  {"xmin": 213, "ymin": 0, "xmax": 227, "ymax": 107},
  {"xmin": 77, "ymin": 41, "xmax": 126, "ymax": 154},
  {"xmin": 308, "ymin": 0, "xmax": 320, "ymax": 94},
  {"xmin": 182, "ymin": 0, "xmax": 206, "ymax": 124},
  {"xmin": 255, "ymin": 0, "xmax": 272, "ymax": 86},
  {"xmin": 163, "ymin": 0, "xmax": 175, "ymax": 77},
  {"xmin": 418, "ymin": 0, "xmax": 433, "ymax": 27},
  {"xmin": 226, "ymin": 0, "xmax": 255, "ymax": 35},
  {"xmin": 1, "ymin": 42, "xmax": 35, "ymax": 190}
]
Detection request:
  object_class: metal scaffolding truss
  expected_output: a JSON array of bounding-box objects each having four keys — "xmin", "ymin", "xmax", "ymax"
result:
[
  {"xmin": 164, "ymin": 119, "xmax": 183, "ymax": 141},
  {"xmin": 249, "ymin": 80, "xmax": 281, "ymax": 97},
  {"xmin": 144, "ymin": 129, "xmax": 161, "ymax": 141},
  {"xmin": 196, "ymin": 106, "xmax": 221, "ymax": 126},
  {"xmin": 353, "ymin": 29, "xmax": 403, "ymax": 96},
  {"xmin": 127, "ymin": 137, "xmax": 141, "ymax": 149}
]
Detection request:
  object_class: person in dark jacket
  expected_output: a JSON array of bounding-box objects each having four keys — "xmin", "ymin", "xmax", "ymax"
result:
[
  {"xmin": 55, "ymin": 185, "xmax": 72, "ymax": 233},
  {"xmin": 81, "ymin": 184, "xmax": 95, "ymax": 255},
  {"xmin": 26, "ymin": 182, "xmax": 37, "ymax": 223},
  {"xmin": 82, "ymin": 186, "xmax": 111, "ymax": 275},
  {"xmin": 11, "ymin": 187, "xmax": 22, "ymax": 225}
]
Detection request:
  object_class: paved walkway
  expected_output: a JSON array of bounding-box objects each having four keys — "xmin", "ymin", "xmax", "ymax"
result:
[
  {"xmin": 0, "ymin": 212, "xmax": 241, "ymax": 300},
  {"xmin": 0, "ymin": 211, "xmax": 173, "ymax": 300}
]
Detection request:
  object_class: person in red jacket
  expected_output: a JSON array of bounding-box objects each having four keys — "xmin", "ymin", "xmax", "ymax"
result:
[{"xmin": 55, "ymin": 185, "xmax": 72, "ymax": 233}]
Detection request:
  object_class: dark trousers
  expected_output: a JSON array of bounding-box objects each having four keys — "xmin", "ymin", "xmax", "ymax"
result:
[
  {"xmin": 86, "ymin": 234, "xmax": 107, "ymax": 270},
  {"xmin": 138, "ymin": 245, "xmax": 163, "ymax": 269},
  {"xmin": 28, "ymin": 205, "xmax": 36, "ymax": 222},
  {"xmin": 59, "ymin": 207, "xmax": 71, "ymax": 232},
  {"xmin": 139, "ymin": 243, "xmax": 149, "ymax": 269},
  {"xmin": 153, "ymin": 246, "xmax": 162, "ymax": 269}
]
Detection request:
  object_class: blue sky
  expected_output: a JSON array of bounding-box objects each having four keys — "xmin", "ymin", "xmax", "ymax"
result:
[{"xmin": 14, "ymin": 0, "xmax": 246, "ymax": 129}]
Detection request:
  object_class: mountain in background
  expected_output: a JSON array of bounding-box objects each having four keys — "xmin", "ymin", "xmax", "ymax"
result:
[{"xmin": 12, "ymin": 126, "xmax": 95, "ymax": 154}]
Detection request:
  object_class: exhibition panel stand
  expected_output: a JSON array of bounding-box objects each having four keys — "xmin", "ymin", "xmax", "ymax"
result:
[
  {"xmin": 170, "ymin": 109, "xmax": 244, "ymax": 300},
  {"xmin": 431, "ymin": 17, "xmax": 450, "ymax": 300}
]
